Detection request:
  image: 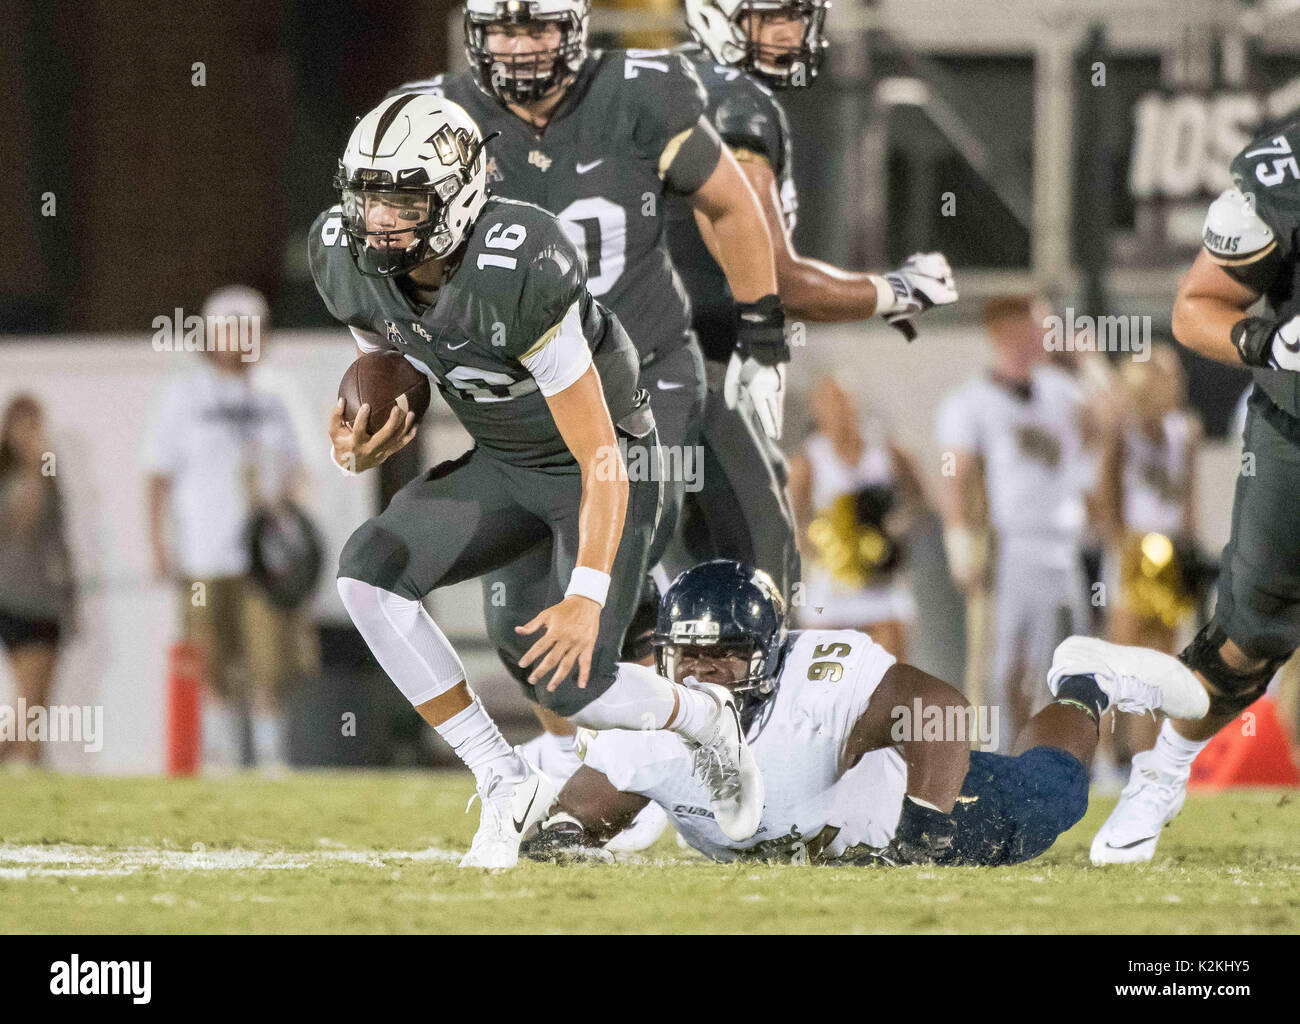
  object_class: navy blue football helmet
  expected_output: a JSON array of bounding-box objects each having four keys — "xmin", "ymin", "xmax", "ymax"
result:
[{"xmin": 653, "ymin": 560, "xmax": 787, "ymax": 729}]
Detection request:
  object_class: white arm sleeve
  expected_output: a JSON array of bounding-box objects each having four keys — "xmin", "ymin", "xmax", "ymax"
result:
[
  {"xmin": 349, "ymin": 326, "xmax": 390, "ymax": 353},
  {"xmin": 520, "ymin": 303, "xmax": 593, "ymax": 397}
]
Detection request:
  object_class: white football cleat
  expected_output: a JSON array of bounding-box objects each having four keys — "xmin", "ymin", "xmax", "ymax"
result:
[
  {"xmin": 459, "ymin": 759, "xmax": 556, "ymax": 870},
  {"xmin": 684, "ymin": 680, "xmax": 765, "ymax": 842},
  {"xmin": 1089, "ymin": 749, "xmax": 1189, "ymax": 865},
  {"xmin": 1048, "ymin": 636, "xmax": 1210, "ymax": 721},
  {"xmin": 605, "ymin": 801, "xmax": 670, "ymax": 855}
]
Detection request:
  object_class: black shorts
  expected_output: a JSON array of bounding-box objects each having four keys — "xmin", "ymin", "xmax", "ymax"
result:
[
  {"xmin": 0, "ymin": 608, "xmax": 61, "ymax": 651},
  {"xmin": 1215, "ymin": 388, "xmax": 1300, "ymax": 660},
  {"xmin": 339, "ymin": 432, "xmax": 663, "ymax": 717}
]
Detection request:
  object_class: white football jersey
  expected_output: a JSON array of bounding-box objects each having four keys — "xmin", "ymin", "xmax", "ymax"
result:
[
  {"xmin": 581, "ymin": 629, "xmax": 908, "ymax": 862},
  {"xmin": 935, "ymin": 365, "xmax": 1091, "ymax": 562}
]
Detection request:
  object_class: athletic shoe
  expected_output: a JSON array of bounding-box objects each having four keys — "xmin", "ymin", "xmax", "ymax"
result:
[
  {"xmin": 1089, "ymin": 749, "xmax": 1188, "ymax": 865},
  {"xmin": 1048, "ymin": 636, "xmax": 1210, "ymax": 720},
  {"xmin": 459, "ymin": 760, "xmax": 556, "ymax": 869},
  {"xmin": 683, "ymin": 680, "xmax": 765, "ymax": 842},
  {"xmin": 605, "ymin": 801, "xmax": 670, "ymax": 854}
]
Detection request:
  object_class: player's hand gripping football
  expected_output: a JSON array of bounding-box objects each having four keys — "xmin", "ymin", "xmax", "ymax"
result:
[
  {"xmin": 517, "ymin": 594, "xmax": 602, "ymax": 692},
  {"xmin": 877, "ymin": 252, "xmax": 958, "ymax": 340},
  {"xmin": 328, "ymin": 398, "xmax": 417, "ymax": 474}
]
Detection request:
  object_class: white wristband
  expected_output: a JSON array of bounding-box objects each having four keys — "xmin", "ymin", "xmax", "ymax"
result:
[
  {"xmin": 565, "ymin": 566, "xmax": 611, "ymax": 608},
  {"xmin": 330, "ymin": 441, "xmax": 358, "ymax": 476},
  {"xmin": 867, "ymin": 273, "xmax": 900, "ymax": 317}
]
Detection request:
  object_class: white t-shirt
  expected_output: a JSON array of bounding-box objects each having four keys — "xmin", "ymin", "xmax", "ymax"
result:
[
  {"xmin": 582, "ymin": 629, "xmax": 907, "ymax": 861},
  {"xmin": 935, "ymin": 364, "xmax": 1091, "ymax": 559},
  {"xmin": 142, "ymin": 362, "xmax": 303, "ymax": 578}
]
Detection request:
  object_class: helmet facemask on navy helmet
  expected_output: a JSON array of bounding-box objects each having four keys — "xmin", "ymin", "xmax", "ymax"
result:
[
  {"xmin": 656, "ymin": 640, "xmax": 779, "ymax": 732},
  {"xmin": 464, "ymin": 0, "xmax": 590, "ymax": 106}
]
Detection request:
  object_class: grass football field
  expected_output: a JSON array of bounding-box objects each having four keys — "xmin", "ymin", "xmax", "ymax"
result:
[{"xmin": 1, "ymin": 771, "xmax": 1297, "ymax": 934}]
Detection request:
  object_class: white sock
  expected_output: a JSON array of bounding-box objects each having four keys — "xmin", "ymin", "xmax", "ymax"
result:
[
  {"xmin": 1147, "ymin": 718, "xmax": 1210, "ymax": 775},
  {"xmin": 337, "ymin": 577, "xmax": 468, "ymax": 706},
  {"xmin": 568, "ymin": 662, "xmax": 719, "ymax": 744},
  {"xmin": 252, "ymin": 711, "xmax": 285, "ymax": 767},
  {"xmin": 436, "ymin": 696, "xmax": 527, "ymax": 790},
  {"xmin": 201, "ymin": 701, "xmax": 239, "ymax": 768}
]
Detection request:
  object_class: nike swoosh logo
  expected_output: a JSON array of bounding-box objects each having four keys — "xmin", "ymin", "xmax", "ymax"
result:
[
  {"xmin": 1105, "ymin": 836, "xmax": 1156, "ymax": 850},
  {"xmin": 656, "ymin": 379, "xmax": 685, "ymax": 390},
  {"xmin": 740, "ymin": 313, "xmax": 766, "ymax": 323},
  {"xmin": 446, "ymin": 340, "xmax": 470, "ymax": 351},
  {"xmin": 576, "ymin": 159, "xmax": 604, "ymax": 174},
  {"xmin": 513, "ymin": 780, "xmax": 539, "ymax": 833}
]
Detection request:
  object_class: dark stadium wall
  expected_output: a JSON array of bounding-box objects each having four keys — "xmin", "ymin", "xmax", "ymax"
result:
[{"xmin": 1, "ymin": 0, "xmax": 459, "ymax": 335}]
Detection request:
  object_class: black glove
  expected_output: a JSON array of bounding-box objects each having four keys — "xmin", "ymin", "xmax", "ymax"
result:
[
  {"xmin": 1231, "ymin": 315, "xmax": 1300, "ymax": 371},
  {"xmin": 843, "ymin": 796, "xmax": 957, "ymax": 867},
  {"xmin": 734, "ymin": 294, "xmax": 790, "ymax": 366},
  {"xmin": 519, "ymin": 813, "xmax": 613, "ymax": 865}
]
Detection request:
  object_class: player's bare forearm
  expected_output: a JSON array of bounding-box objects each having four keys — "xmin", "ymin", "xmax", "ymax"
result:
[
  {"xmin": 845, "ymin": 663, "xmax": 971, "ymax": 814},
  {"xmin": 689, "ymin": 147, "xmax": 777, "ymax": 303},
  {"xmin": 555, "ymin": 765, "xmax": 650, "ymax": 842},
  {"xmin": 546, "ymin": 365, "xmax": 628, "ymax": 575},
  {"xmin": 1171, "ymin": 251, "xmax": 1263, "ymax": 366},
  {"xmin": 735, "ymin": 158, "xmax": 881, "ymax": 320}
]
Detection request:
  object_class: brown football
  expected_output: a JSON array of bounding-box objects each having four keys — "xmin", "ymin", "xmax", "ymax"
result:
[{"xmin": 338, "ymin": 351, "xmax": 432, "ymax": 436}]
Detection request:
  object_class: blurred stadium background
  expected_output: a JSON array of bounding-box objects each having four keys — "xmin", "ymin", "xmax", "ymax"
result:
[{"xmin": 1, "ymin": 0, "xmax": 1294, "ymax": 775}]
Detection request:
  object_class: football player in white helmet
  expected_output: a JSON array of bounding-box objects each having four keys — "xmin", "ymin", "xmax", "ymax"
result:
[
  {"xmin": 685, "ymin": 0, "xmax": 828, "ymax": 89},
  {"xmin": 315, "ymin": 95, "xmax": 769, "ymax": 868},
  {"xmin": 333, "ymin": 94, "xmax": 491, "ymax": 277},
  {"xmin": 463, "ymin": 0, "xmax": 590, "ymax": 106}
]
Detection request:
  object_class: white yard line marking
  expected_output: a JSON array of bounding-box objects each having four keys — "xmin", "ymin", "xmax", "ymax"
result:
[{"xmin": 0, "ymin": 843, "xmax": 461, "ymax": 879}]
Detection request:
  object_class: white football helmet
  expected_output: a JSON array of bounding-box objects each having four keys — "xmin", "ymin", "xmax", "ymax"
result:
[
  {"xmin": 334, "ymin": 93, "xmax": 491, "ymax": 277},
  {"xmin": 685, "ymin": 0, "xmax": 829, "ymax": 88},
  {"xmin": 464, "ymin": 0, "xmax": 590, "ymax": 104}
]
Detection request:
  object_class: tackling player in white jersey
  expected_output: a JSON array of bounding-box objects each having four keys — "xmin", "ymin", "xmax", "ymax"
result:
[{"xmin": 521, "ymin": 560, "xmax": 1209, "ymax": 866}]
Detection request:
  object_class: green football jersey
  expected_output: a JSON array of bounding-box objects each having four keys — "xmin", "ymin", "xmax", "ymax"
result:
[
  {"xmin": 666, "ymin": 43, "xmax": 796, "ymax": 364},
  {"xmin": 1221, "ymin": 123, "xmax": 1300, "ymax": 417},
  {"xmin": 393, "ymin": 48, "xmax": 714, "ymax": 363},
  {"xmin": 309, "ymin": 195, "xmax": 647, "ymax": 469}
]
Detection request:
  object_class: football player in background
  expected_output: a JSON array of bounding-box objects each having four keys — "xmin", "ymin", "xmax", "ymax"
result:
[
  {"xmin": 667, "ymin": 0, "xmax": 956, "ymax": 599},
  {"xmin": 521, "ymin": 559, "xmax": 1208, "ymax": 866},
  {"xmin": 313, "ymin": 95, "xmax": 764, "ymax": 868},
  {"xmin": 1089, "ymin": 124, "xmax": 1300, "ymax": 864},
  {"xmin": 389, "ymin": 0, "xmax": 786, "ymax": 777},
  {"xmin": 935, "ymin": 297, "xmax": 1099, "ymax": 752}
]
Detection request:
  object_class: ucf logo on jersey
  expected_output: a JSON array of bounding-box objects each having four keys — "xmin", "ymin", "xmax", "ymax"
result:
[
  {"xmin": 411, "ymin": 322, "xmax": 434, "ymax": 344},
  {"xmin": 528, "ymin": 149, "xmax": 552, "ymax": 172}
]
